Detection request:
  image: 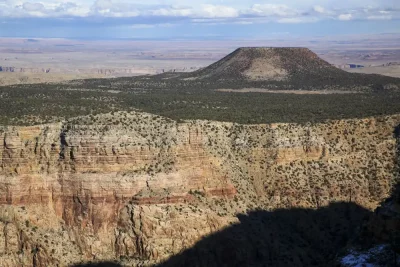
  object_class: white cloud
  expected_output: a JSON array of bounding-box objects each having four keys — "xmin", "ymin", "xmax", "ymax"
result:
[
  {"xmin": 93, "ymin": 0, "xmax": 113, "ymax": 11},
  {"xmin": 22, "ymin": 2, "xmax": 45, "ymax": 12},
  {"xmin": 90, "ymin": 0, "xmax": 139, "ymax": 17},
  {"xmin": 0, "ymin": 0, "xmax": 399, "ymax": 25},
  {"xmin": 1, "ymin": 0, "xmax": 90, "ymax": 17},
  {"xmin": 246, "ymin": 4, "xmax": 298, "ymax": 17},
  {"xmin": 313, "ymin": 6, "xmax": 325, "ymax": 14},
  {"xmin": 338, "ymin": 13, "xmax": 353, "ymax": 21},
  {"xmin": 150, "ymin": 7, "xmax": 193, "ymax": 17},
  {"xmin": 200, "ymin": 5, "xmax": 238, "ymax": 18},
  {"xmin": 124, "ymin": 4, "xmax": 239, "ymax": 19}
]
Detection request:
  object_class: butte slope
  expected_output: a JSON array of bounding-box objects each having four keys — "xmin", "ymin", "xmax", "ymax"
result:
[{"xmin": 178, "ymin": 47, "xmax": 400, "ymax": 91}]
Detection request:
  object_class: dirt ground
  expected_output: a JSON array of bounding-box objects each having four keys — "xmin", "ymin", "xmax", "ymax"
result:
[{"xmin": 216, "ymin": 88, "xmax": 359, "ymax": 94}]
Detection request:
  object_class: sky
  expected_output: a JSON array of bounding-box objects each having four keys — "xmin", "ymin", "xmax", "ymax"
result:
[{"xmin": 0, "ymin": 0, "xmax": 399, "ymax": 39}]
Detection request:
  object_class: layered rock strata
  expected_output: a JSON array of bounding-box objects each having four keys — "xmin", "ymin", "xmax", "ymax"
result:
[{"xmin": 1, "ymin": 111, "xmax": 399, "ymax": 266}]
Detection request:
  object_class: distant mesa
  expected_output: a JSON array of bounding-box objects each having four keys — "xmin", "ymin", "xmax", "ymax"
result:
[
  {"xmin": 186, "ymin": 47, "xmax": 344, "ymax": 81},
  {"xmin": 180, "ymin": 47, "xmax": 400, "ymax": 91}
]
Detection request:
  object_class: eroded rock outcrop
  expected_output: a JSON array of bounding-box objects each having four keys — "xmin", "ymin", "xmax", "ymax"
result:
[
  {"xmin": 1, "ymin": 111, "xmax": 399, "ymax": 266},
  {"xmin": 337, "ymin": 124, "xmax": 400, "ymax": 266}
]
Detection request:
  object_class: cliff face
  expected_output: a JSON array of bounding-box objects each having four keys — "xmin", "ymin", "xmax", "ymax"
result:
[
  {"xmin": 358, "ymin": 124, "xmax": 400, "ymax": 245},
  {"xmin": 338, "ymin": 125, "xmax": 400, "ymax": 266},
  {"xmin": 1, "ymin": 111, "xmax": 399, "ymax": 266}
]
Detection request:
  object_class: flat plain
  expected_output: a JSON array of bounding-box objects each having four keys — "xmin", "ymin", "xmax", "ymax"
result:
[{"xmin": 1, "ymin": 34, "xmax": 400, "ymax": 86}]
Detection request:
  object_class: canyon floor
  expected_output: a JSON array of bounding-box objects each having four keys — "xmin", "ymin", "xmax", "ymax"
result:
[{"xmin": 1, "ymin": 38, "xmax": 400, "ymax": 267}]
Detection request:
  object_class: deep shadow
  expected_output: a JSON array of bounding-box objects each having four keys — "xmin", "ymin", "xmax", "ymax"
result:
[
  {"xmin": 156, "ymin": 202, "xmax": 370, "ymax": 267},
  {"xmin": 71, "ymin": 262, "xmax": 122, "ymax": 267},
  {"xmin": 388, "ymin": 124, "xmax": 400, "ymax": 208},
  {"xmin": 69, "ymin": 203, "xmax": 371, "ymax": 267}
]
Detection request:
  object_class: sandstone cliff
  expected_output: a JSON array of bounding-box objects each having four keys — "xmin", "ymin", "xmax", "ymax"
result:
[{"xmin": 1, "ymin": 111, "xmax": 400, "ymax": 266}]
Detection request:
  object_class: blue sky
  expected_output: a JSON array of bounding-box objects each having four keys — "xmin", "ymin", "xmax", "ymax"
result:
[{"xmin": 0, "ymin": 0, "xmax": 399, "ymax": 39}]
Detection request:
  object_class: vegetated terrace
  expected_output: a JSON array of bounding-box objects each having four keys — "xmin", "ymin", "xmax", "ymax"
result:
[{"xmin": 1, "ymin": 75, "xmax": 400, "ymax": 126}]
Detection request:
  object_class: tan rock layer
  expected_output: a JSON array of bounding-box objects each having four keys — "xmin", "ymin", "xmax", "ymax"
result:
[{"xmin": 0, "ymin": 112, "xmax": 400, "ymax": 266}]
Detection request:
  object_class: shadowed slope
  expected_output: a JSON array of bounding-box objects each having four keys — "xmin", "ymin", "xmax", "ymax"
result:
[
  {"xmin": 156, "ymin": 202, "xmax": 370, "ymax": 267},
  {"xmin": 69, "ymin": 202, "xmax": 370, "ymax": 267}
]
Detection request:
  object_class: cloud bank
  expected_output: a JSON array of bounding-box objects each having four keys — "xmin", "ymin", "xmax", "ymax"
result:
[
  {"xmin": 0, "ymin": 0, "xmax": 399, "ymax": 38},
  {"xmin": 0, "ymin": 0, "xmax": 399, "ymax": 22}
]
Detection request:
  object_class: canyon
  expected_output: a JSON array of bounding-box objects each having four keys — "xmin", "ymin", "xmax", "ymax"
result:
[
  {"xmin": 1, "ymin": 111, "xmax": 399, "ymax": 266},
  {"xmin": 1, "ymin": 45, "xmax": 400, "ymax": 266}
]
